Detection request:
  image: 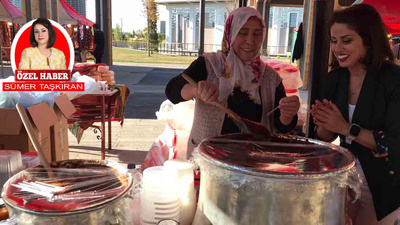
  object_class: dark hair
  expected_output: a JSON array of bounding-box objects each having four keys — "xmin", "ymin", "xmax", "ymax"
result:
[
  {"xmin": 328, "ymin": 4, "xmax": 394, "ymax": 71},
  {"xmin": 30, "ymin": 18, "xmax": 56, "ymax": 48},
  {"xmin": 93, "ymin": 24, "xmax": 100, "ymax": 29}
]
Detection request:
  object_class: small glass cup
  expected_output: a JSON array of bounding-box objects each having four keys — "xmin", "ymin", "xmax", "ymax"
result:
[{"xmin": 98, "ymin": 81, "xmax": 107, "ymax": 91}]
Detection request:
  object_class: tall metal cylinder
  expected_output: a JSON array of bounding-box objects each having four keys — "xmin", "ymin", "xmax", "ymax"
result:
[{"xmin": 192, "ymin": 134, "xmax": 359, "ymax": 225}]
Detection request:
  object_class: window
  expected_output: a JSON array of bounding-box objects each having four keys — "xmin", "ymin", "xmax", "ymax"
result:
[
  {"xmin": 205, "ymin": 13, "xmax": 214, "ymax": 28},
  {"xmin": 171, "ymin": 13, "xmax": 176, "ymax": 43},
  {"xmin": 205, "ymin": 10, "xmax": 215, "ymax": 28},
  {"xmin": 287, "ymin": 13, "xmax": 298, "ymax": 51},
  {"xmin": 269, "ymin": 9, "xmax": 273, "ymax": 28},
  {"xmin": 160, "ymin": 21, "xmax": 166, "ymax": 34},
  {"xmin": 171, "ymin": 8, "xmax": 190, "ymax": 43},
  {"xmin": 289, "ymin": 13, "xmax": 297, "ymax": 28},
  {"xmin": 195, "ymin": 13, "xmax": 199, "ymax": 45}
]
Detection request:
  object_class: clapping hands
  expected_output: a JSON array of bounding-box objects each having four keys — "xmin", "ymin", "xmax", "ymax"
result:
[{"xmin": 310, "ymin": 99, "xmax": 349, "ymax": 136}]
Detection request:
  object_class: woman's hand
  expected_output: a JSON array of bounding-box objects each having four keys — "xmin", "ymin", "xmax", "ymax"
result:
[
  {"xmin": 279, "ymin": 96, "xmax": 300, "ymax": 117},
  {"xmin": 311, "ymin": 99, "xmax": 349, "ymax": 135},
  {"xmin": 278, "ymin": 95, "xmax": 300, "ymax": 125},
  {"xmin": 196, "ymin": 81, "xmax": 220, "ymax": 104}
]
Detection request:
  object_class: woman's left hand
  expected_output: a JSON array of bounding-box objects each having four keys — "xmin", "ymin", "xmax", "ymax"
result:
[
  {"xmin": 312, "ymin": 99, "xmax": 349, "ymax": 135},
  {"xmin": 279, "ymin": 95, "xmax": 300, "ymax": 118}
]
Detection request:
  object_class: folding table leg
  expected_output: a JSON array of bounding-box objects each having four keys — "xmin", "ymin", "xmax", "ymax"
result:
[{"xmin": 108, "ymin": 96, "xmax": 112, "ymax": 150}]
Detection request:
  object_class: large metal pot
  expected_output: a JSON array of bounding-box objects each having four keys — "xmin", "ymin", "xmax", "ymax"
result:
[
  {"xmin": 1, "ymin": 160, "xmax": 133, "ymax": 225},
  {"xmin": 192, "ymin": 134, "xmax": 360, "ymax": 225}
]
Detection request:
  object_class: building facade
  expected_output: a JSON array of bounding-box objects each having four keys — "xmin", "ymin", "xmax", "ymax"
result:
[
  {"xmin": 156, "ymin": 0, "xmax": 303, "ymax": 55},
  {"xmin": 268, "ymin": 7, "xmax": 303, "ymax": 55},
  {"xmin": 65, "ymin": 0, "xmax": 86, "ymax": 17},
  {"xmin": 156, "ymin": 0, "xmax": 229, "ymax": 52}
]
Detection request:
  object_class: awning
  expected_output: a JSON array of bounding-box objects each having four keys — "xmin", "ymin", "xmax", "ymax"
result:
[
  {"xmin": 58, "ymin": 0, "xmax": 94, "ymax": 27},
  {"xmin": 360, "ymin": 0, "xmax": 400, "ymax": 35},
  {"xmin": 0, "ymin": 0, "xmax": 23, "ymax": 23},
  {"xmin": 0, "ymin": 0, "xmax": 23, "ymax": 78}
]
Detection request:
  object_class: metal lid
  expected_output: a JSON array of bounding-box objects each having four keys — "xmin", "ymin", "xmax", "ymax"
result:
[
  {"xmin": 199, "ymin": 134, "xmax": 355, "ymax": 176},
  {"xmin": 1, "ymin": 160, "xmax": 132, "ymax": 214}
]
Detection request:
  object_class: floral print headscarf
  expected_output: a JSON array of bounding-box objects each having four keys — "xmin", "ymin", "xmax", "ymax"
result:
[{"xmin": 203, "ymin": 7, "xmax": 266, "ymax": 104}]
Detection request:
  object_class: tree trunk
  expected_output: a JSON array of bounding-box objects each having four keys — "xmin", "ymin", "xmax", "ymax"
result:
[{"xmin": 147, "ymin": 19, "xmax": 150, "ymax": 56}]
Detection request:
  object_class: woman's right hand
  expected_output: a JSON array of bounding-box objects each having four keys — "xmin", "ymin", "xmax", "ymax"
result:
[
  {"xmin": 310, "ymin": 100, "xmax": 339, "ymax": 142},
  {"xmin": 196, "ymin": 81, "xmax": 220, "ymax": 104}
]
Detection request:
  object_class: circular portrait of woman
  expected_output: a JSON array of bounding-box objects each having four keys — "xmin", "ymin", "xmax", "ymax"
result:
[{"xmin": 11, "ymin": 18, "xmax": 74, "ymax": 71}]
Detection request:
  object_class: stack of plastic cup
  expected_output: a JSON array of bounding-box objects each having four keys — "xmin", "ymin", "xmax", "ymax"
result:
[
  {"xmin": 140, "ymin": 166, "xmax": 180, "ymax": 225},
  {"xmin": 164, "ymin": 159, "xmax": 196, "ymax": 225}
]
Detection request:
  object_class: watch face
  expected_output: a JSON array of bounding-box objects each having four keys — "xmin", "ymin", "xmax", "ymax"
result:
[{"xmin": 349, "ymin": 124, "xmax": 361, "ymax": 136}]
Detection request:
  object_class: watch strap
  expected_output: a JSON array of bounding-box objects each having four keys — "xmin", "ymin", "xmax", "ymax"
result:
[{"xmin": 345, "ymin": 123, "xmax": 361, "ymax": 144}]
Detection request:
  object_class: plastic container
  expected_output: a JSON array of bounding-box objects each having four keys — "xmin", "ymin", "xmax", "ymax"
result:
[
  {"xmin": 164, "ymin": 160, "xmax": 196, "ymax": 225},
  {"xmin": 141, "ymin": 166, "xmax": 180, "ymax": 224}
]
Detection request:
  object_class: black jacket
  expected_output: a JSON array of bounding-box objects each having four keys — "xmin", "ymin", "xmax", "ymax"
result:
[
  {"xmin": 94, "ymin": 30, "xmax": 105, "ymax": 54},
  {"xmin": 320, "ymin": 62, "xmax": 400, "ymax": 220}
]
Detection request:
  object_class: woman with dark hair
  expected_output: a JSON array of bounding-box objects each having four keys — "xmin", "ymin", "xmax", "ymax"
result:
[
  {"xmin": 166, "ymin": 7, "xmax": 300, "ymax": 158},
  {"xmin": 19, "ymin": 18, "xmax": 66, "ymax": 69},
  {"xmin": 311, "ymin": 4, "xmax": 400, "ymax": 224}
]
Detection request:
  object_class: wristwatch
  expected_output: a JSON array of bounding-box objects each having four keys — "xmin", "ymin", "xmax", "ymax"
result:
[{"xmin": 345, "ymin": 123, "xmax": 361, "ymax": 144}]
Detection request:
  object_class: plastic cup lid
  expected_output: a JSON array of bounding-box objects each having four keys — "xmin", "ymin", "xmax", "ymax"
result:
[{"xmin": 157, "ymin": 220, "xmax": 180, "ymax": 225}]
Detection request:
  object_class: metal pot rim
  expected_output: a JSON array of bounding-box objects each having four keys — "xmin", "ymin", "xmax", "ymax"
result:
[
  {"xmin": 198, "ymin": 135, "xmax": 356, "ymax": 180},
  {"xmin": 1, "ymin": 187, "xmax": 131, "ymax": 216},
  {"xmin": 1, "ymin": 160, "xmax": 133, "ymax": 216}
]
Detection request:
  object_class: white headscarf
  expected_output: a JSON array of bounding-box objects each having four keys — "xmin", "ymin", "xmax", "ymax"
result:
[{"xmin": 203, "ymin": 7, "xmax": 266, "ymax": 104}]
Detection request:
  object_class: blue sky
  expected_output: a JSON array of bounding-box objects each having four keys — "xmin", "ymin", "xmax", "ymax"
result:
[{"xmin": 86, "ymin": 0, "xmax": 147, "ymax": 33}]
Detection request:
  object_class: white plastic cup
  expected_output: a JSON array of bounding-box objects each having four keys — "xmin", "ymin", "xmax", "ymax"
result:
[
  {"xmin": 141, "ymin": 166, "xmax": 181, "ymax": 224},
  {"xmin": 163, "ymin": 160, "xmax": 196, "ymax": 225}
]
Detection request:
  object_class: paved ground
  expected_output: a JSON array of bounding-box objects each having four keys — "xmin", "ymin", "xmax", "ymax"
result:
[{"xmin": 66, "ymin": 63, "xmax": 189, "ymax": 165}]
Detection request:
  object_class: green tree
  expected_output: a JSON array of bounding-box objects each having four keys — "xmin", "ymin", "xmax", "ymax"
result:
[
  {"xmin": 124, "ymin": 33, "xmax": 132, "ymax": 40},
  {"xmin": 158, "ymin": 33, "xmax": 165, "ymax": 43},
  {"xmin": 113, "ymin": 24, "xmax": 123, "ymax": 41},
  {"xmin": 143, "ymin": 0, "xmax": 159, "ymax": 54},
  {"xmin": 149, "ymin": 21, "xmax": 158, "ymax": 52},
  {"xmin": 136, "ymin": 29, "xmax": 145, "ymax": 40}
]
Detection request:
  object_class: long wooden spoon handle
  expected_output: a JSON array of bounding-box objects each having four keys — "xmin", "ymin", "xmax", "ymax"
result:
[
  {"xmin": 182, "ymin": 73, "xmax": 197, "ymax": 86},
  {"xmin": 181, "ymin": 73, "xmax": 240, "ymax": 119},
  {"xmin": 16, "ymin": 103, "xmax": 53, "ymax": 173},
  {"xmin": 213, "ymin": 102, "xmax": 240, "ymax": 120}
]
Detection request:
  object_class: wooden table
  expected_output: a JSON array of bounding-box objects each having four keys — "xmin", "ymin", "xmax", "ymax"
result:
[
  {"xmin": 69, "ymin": 90, "xmax": 118, "ymax": 160},
  {"xmin": 90, "ymin": 90, "xmax": 117, "ymax": 160}
]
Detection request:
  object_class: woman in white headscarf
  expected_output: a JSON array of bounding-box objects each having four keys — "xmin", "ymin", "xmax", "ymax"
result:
[{"xmin": 166, "ymin": 7, "xmax": 300, "ymax": 158}]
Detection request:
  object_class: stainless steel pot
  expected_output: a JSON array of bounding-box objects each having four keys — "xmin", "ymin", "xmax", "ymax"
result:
[
  {"xmin": 192, "ymin": 134, "xmax": 360, "ymax": 225},
  {"xmin": 1, "ymin": 160, "xmax": 133, "ymax": 225}
]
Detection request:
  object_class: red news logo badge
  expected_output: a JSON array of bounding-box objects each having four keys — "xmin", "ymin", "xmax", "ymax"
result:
[
  {"xmin": 15, "ymin": 70, "xmax": 71, "ymax": 81},
  {"xmin": 2, "ymin": 82, "xmax": 85, "ymax": 91},
  {"xmin": 4, "ymin": 70, "xmax": 84, "ymax": 91}
]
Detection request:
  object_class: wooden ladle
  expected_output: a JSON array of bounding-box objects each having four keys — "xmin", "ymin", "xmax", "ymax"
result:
[{"xmin": 182, "ymin": 73, "xmax": 272, "ymax": 140}]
